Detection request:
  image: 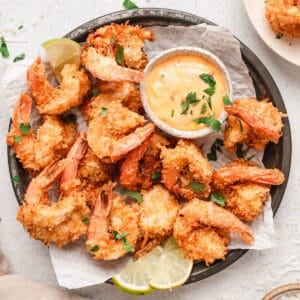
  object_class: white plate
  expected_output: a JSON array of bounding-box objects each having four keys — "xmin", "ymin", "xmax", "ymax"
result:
[{"xmin": 243, "ymin": 0, "xmax": 300, "ymax": 67}]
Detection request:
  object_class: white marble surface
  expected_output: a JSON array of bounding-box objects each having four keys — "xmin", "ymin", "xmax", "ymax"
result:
[{"xmin": 0, "ymin": 0, "xmax": 299, "ymax": 299}]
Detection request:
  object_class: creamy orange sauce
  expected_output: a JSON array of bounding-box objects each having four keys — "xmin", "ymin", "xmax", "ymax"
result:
[{"xmin": 146, "ymin": 54, "xmax": 227, "ymax": 131}]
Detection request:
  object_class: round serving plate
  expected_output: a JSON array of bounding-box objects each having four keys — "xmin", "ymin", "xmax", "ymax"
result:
[{"xmin": 8, "ymin": 8, "xmax": 291, "ymax": 285}]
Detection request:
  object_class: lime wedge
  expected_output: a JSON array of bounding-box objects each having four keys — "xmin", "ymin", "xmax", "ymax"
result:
[
  {"xmin": 42, "ymin": 38, "xmax": 81, "ymax": 83},
  {"xmin": 112, "ymin": 237, "xmax": 193, "ymax": 294}
]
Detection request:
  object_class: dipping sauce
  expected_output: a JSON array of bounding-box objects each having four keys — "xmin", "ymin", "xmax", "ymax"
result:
[{"xmin": 146, "ymin": 54, "xmax": 228, "ymax": 131}]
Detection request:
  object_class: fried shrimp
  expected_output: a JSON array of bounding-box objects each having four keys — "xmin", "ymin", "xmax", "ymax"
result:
[
  {"xmin": 120, "ymin": 133, "xmax": 170, "ymax": 191},
  {"xmin": 17, "ymin": 157, "xmax": 90, "ymax": 247},
  {"xmin": 173, "ymin": 199, "xmax": 254, "ymax": 265},
  {"xmin": 161, "ymin": 139, "xmax": 214, "ymax": 200},
  {"xmin": 86, "ymin": 23, "xmax": 155, "ymax": 70},
  {"xmin": 86, "ymin": 182, "xmax": 139, "ymax": 260},
  {"xmin": 27, "ymin": 56, "xmax": 90, "ymax": 115},
  {"xmin": 7, "ymin": 93, "xmax": 76, "ymax": 172},
  {"xmin": 212, "ymin": 159, "xmax": 285, "ymax": 221},
  {"xmin": 224, "ymin": 98, "xmax": 285, "ymax": 152},
  {"xmin": 266, "ymin": 0, "xmax": 300, "ymax": 37},
  {"xmin": 87, "ymin": 101, "xmax": 155, "ymax": 162},
  {"xmin": 81, "ymin": 80, "xmax": 143, "ymax": 122},
  {"xmin": 135, "ymin": 185, "xmax": 180, "ymax": 258}
]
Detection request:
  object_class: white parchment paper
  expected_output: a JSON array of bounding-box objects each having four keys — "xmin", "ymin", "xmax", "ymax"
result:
[{"xmin": 1, "ymin": 23, "xmax": 275, "ymax": 289}]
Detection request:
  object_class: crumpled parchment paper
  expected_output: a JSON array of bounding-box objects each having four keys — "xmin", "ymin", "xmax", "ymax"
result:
[{"xmin": 1, "ymin": 23, "xmax": 275, "ymax": 289}]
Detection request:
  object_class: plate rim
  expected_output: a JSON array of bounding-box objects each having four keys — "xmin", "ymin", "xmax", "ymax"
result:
[{"xmin": 7, "ymin": 7, "xmax": 292, "ymax": 287}]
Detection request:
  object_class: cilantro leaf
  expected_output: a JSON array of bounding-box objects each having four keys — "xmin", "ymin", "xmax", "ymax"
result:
[
  {"xmin": 13, "ymin": 135, "xmax": 23, "ymax": 144},
  {"xmin": 151, "ymin": 171, "xmax": 161, "ymax": 180},
  {"xmin": 199, "ymin": 73, "xmax": 216, "ymax": 87},
  {"xmin": 19, "ymin": 123, "xmax": 30, "ymax": 135},
  {"xmin": 123, "ymin": 239, "xmax": 135, "ymax": 252},
  {"xmin": 200, "ymin": 103, "xmax": 207, "ymax": 114},
  {"xmin": 116, "ymin": 44, "xmax": 124, "ymax": 64},
  {"xmin": 211, "ymin": 119, "xmax": 222, "ymax": 132},
  {"xmin": 204, "ymin": 86, "xmax": 215, "ymax": 96},
  {"xmin": 120, "ymin": 188, "xmax": 143, "ymax": 204},
  {"xmin": 12, "ymin": 175, "xmax": 20, "ymax": 183},
  {"xmin": 223, "ymin": 95, "xmax": 232, "ymax": 106},
  {"xmin": 101, "ymin": 107, "xmax": 108, "ymax": 118},
  {"xmin": 90, "ymin": 245, "xmax": 99, "ymax": 252},
  {"xmin": 189, "ymin": 182, "xmax": 205, "ymax": 194},
  {"xmin": 123, "ymin": 0, "xmax": 138, "ymax": 9},
  {"xmin": 180, "ymin": 101, "xmax": 189, "ymax": 115},
  {"xmin": 112, "ymin": 230, "xmax": 135, "ymax": 252},
  {"xmin": 207, "ymin": 96, "xmax": 212, "ymax": 109},
  {"xmin": 186, "ymin": 92, "xmax": 200, "ymax": 106},
  {"xmin": 194, "ymin": 113, "xmax": 222, "ymax": 132},
  {"xmin": 13, "ymin": 53, "xmax": 25, "ymax": 62},
  {"xmin": 210, "ymin": 192, "xmax": 226, "ymax": 207},
  {"xmin": 79, "ymin": 213, "xmax": 89, "ymax": 224},
  {"xmin": 0, "ymin": 37, "xmax": 9, "ymax": 58}
]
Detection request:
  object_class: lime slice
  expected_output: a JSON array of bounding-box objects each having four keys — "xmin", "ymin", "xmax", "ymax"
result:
[
  {"xmin": 42, "ymin": 38, "xmax": 81, "ymax": 83},
  {"xmin": 112, "ymin": 237, "xmax": 193, "ymax": 294}
]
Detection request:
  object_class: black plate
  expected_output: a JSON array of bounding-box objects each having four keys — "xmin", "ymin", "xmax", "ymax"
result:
[{"xmin": 8, "ymin": 8, "xmax": 291, "ymax": 285}]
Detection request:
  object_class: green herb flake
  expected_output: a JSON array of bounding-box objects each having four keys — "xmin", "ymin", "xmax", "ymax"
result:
[
  {"xmin": 223, "ymin": 95, "xmax": 232, "ymax": 106},
  {"xmin": 13, "ymin": 53, "xmax": 25, "ymax": 62},
  {"xmin": 186, "ymin": 91, "xmax": 200, "ymax": 106},
  {"xmin": 12, "ymin": 175, "xmax": 20, "ymax": 183},
  {"xmin": 171, "ymin": 109, "xmax": 175, "ymax": 117},
  {"xmin": 123, "ymin": 239, "xmax": 135, "ymax": 252},
  {"xmin": 112, "ymin": 230, "xmax": 135, "ymax": 252},
  {"xmin": 0, "ymin": 37, "xmax": 9, "ymax": 58},
  {"xmin": 19, "ymin": 123, "xmax": 30, "ymax": 135},
  {"xmin": 101, "ymin": 107, "xmax": 108, "ymax": 118},
  {"xmin": 116, "ymin": 44, "xmax": 124, "ymax": 65},
  {"xmin": 151, "ymin": 171, "xmax": 161, "ymax": 180},
  {"xmin": 207, "ymin": 96, "xmax": 212, "ymax": 109},
  {"xmin": 160, "ymin": 73, "xmax": 165, "ymax": 79},
  {"xmin": 90, "ymin": 245, "xmax": 99, "ymax": 252},
  {"xmin": 237, "ymin": 118, "xmax": 243, "ymax": 133},
  {"xmin": 207, "ymin": 138, "xmax": 223, "ymax": 161},
  {"xmin": 120, "ymin": 188, "xmax": 143, "ymax": 204},
  {"xmin": 189, "ymin": 182, "xmax": 205, "ymax": 194},
  {"xmin": 210, "ymin": 192, "xmax": 226, "ymax": 207},
  {"xmin": 13, "ymin": 135, "xmax": 23, "ymax": 144},
  {"xmin": 110, "ymin": 35, "xmax": 116, "ymax": 44},
  {"xmin": 18, "ymin": 25, "xmax": 24, "ymax": 30},
  {"xmin": 204, "ymin": 86, "xmax": 215, "ymax": 96},
  {"xmin": 79, "ymin": 213, "xmax": 89, "ymax": 224},
  {"xmin": 200, "ymin": 73, "xmax": 216, "ymax": 96},
  {"xmin": 123, "ymin": 0, "xmax": 138, "ymax": 9},
  {"xmin": 61, "ymin": 113, "xmax": 77, "ymax": 124},
  {"xmin": 276, "ymin": 33, "xmax": 283, "ymax": 39},
  {"xmin": 200, "ymin": 103, "xmax": 207, "ymax": 114},
  {"xmin": 194, "ymin": 113, "xmax": 221, "ymax": 132},
  {"xmin": 91, "ymin": 88, "xmax": 100, "ymax": 97},
  {"xmin": 235, "ymin": 144, "xmax": 249, "ymax": 158},
  {"xmin": 180, "ymin": 101, "xmax": 189, "ymax": 115}
]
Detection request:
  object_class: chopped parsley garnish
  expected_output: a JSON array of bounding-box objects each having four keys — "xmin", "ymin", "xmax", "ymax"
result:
[
  {"xmin": 112, "ymin": 230, "xmax": 135, "ymax": 252},
  {"xmin": 61, "ymin": 113, "xmax": 77, "ymax": 124},
  {"xmin": 18, "ymin": 25, "xmax": 23, "ymax": 30},
  {"xmin": 223, "ymin": 95, "xmax": 232, "ymax": 106},
  {"xmin": 236, "ymin": 143, "xmax": 249, "ymax": 158},
  {"xmin": 194, "ymin": 113, "xmax": 222, "ymax": 132},
  {"xmin": 110, "ymin": 35, "xmax": 116, "ymax": 44},
  {"xmin": 207, "ymin": 96, "xmax": 212, "ymax": 109},
  {"xmin": 200, "ymin": 103, "xmax": 207, "ymax": 114},
  {"xmin": 207, "ymin": 138, "xmax": 223, "ymax": 161},
  {"xmin": 116, "ymin": 44, "xmax": 124, "ymax": 64},
  {"xmin": 181, "ymin": 92, "xmax": 200, "ymax": 114},
  {"xmin": 189, "ymin": 182, "xmax": 205, "ymax": 194},
  {"xmin": 13, "ymin": 123, "xmax": 31, "ymax": 144},
  {"xmin": 91, "ymin": 88, "xmax": 100, "ymax": 97},
  {"xmin": 210, "ymin": 192, "xmax": 226, "ymax": 207},
  {"xmin": 123, "ymin": 0, "xmax": 138, "ymax": 9},
  {"xmin": 13, "ymin": 135, "xmax": 23, "ymax": 144},
  {"xmin": 200, "ymin": 73, "xmax": 216, "ymax": 96},
  {"xmin": 90, "ymin": 245, "xmax": 99, "ymax": 252},
  {"xmin": 101, "ymin": 107, "xmax": 108, "ymax": 118},
  {"xmin": 12, "ymin": 175, "xmax": 20, "ymax": 183},
  {"xmin": 151, "ymin": 171, "xmax": 161, "ymax": 180},
  {"xmin": 120, "ymin": 188, "xmax": 143, "ymax": 204},
  {"xmin": 180, "ymin": 101, "xmax": 189, "ymax": 115},
  {"xmin": 237, "ymin": 118, "xmax": 243, "ymax": 133},
  {"xmin": 171, "ymin": 109, "xmax": 174, "ymax": 117},
  {"xmin": 13, "ymin": 53, "xmax": 25, "ymax": 62},
  {"xmin": 0, "ymin": 37, "xmax": 9, "ymax": 58},
  {"xmin": 79, "ymin": 213, "xmax": 89, "ymax": 225},
  {"xmin": 276, "ymin": 33, "xmax": 283, "ymax": 39}
]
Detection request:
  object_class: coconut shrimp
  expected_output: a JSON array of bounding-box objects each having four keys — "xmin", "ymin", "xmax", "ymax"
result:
[
  {"xmin": 86, "ymin": 182, "xmax": 139, "ymax": 260},
  {"xmin": 81, "ymin": 80, "xmax": 143, "ymax": 122},
  {"xmin": 266, "ymin": 0, "xmax": 300, "ymax": 37},
  {"xmin": 87, "ymin": 100, "xmax": 155, "ymax": 162},
  {"xmin": 17, "ymin": 155, "xmax": 90, "ymax": 247},
  {"xmin": 120, "ymin": 133, "xmax": 171, "ymax": 191},
  {"xmin": 86, "ymin": 23, "xmax": 155, "ymax": 71},
  {"xmin": 7, "ymin": 93, "xmax": 76, "ymax": 172},
  {"xmin": 224, "ymin": 98, "xmax": 285, "ymax": 153},
  {"xmin": 134, "ymin": 185, "xmax": 180, "ymax": 258},
  {"xmin": 212, "ymin": 159, "xmax": 285, "ymax": 221},
  {"xmin": 161, "ymin": 139, "xmax": 214, "ymax": 200},
  {"xmin": 27, "ymin": 56, "xmax": 90, "ymax": 115},
  {"xmin": 173, "ymin": 199, "xmax": 254, "ymax": 265}
]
